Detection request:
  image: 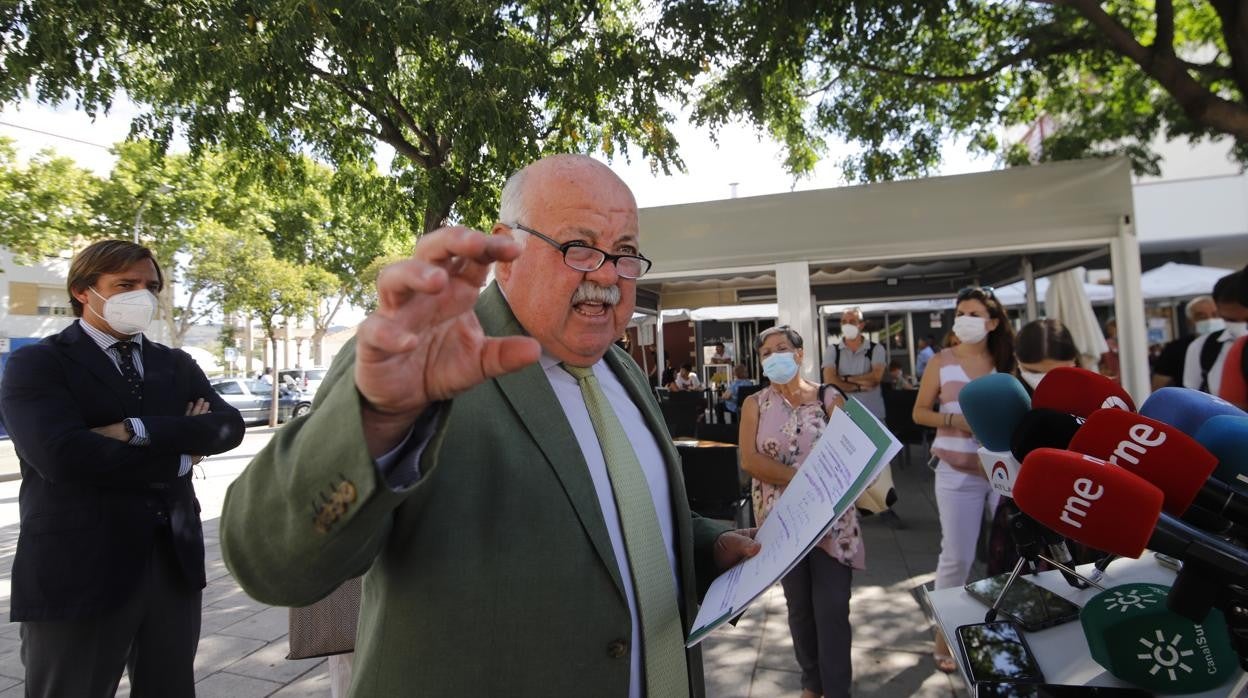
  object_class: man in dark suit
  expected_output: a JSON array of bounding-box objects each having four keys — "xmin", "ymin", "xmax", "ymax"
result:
[{"xmin": 0, "ymin": 240, "xmax": 245, "ymax": 697}]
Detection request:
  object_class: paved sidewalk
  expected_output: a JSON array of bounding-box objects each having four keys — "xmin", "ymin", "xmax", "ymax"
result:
[{"xmin": 0, "ymin": 445, "xmax": 968, "ymax": 696}]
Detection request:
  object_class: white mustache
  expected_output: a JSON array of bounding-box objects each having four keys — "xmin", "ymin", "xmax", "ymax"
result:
[{"xmin": 572, "ymin": 283, "xmax": 620, "ymax": 306}]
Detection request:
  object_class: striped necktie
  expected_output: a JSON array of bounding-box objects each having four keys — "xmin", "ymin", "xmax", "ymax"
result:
[{"xmin": 562, "ymin": 363, "xmax": 689, "ymax": 698}]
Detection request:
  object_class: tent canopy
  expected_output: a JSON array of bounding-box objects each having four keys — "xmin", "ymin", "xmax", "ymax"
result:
[
  {"xmin": 1139, "ymin": 262, "xmax": 1234, "ymax": 299},
  {"xmin": 639, "ymin": 158, "xmax": 1133, "ymax": 281},
  {"xmin": 634, "ymin": 157, "xmax": 1148, "ymax": 398}
]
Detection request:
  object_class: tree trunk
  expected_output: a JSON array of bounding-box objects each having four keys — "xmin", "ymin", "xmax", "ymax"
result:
[{"xmin": 311, "ymin": 327, "xmax": 326, "ymax": 366}]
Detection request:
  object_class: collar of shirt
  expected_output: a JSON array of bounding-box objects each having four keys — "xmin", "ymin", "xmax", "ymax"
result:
[{"xmin": 79, "ymin": 319, "xmax": 144, "ymax": 354}]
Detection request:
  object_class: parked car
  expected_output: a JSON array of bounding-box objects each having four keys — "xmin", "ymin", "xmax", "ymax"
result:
[
  {"xmin": 277, "ymin": 367, "xmax": 328, "ymax": 398},
  {"xmin": 209, "ymin": 378, "xmax": 300, "ymax": 424}
]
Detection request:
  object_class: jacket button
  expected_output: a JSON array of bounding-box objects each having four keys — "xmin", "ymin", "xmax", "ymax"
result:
[{"xmin": 607, "ymin": 639, "xmax": 629, "ymax": 659}]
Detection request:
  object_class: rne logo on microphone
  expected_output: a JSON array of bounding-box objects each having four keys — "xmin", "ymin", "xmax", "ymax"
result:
[
  {"xmin": 1059, "ymin": 477, "xmax": 1104, "ymax": 529},
  {"xmin": 1102, "ymin": 396, "xmax": 1130, "ymax": 411},
  {"xmin": 1109, "ymin": 424, "xmax": 1166, "ymax": 467}
]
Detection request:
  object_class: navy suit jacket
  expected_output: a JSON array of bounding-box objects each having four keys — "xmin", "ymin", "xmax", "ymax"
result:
[{"xmin": 0, "ymin": 322, "xmax": 245, "ymax": 621}]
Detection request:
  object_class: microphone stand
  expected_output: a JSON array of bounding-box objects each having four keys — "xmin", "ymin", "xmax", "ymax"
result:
[{"xmin": 984, "ymin": 510, "xmax": 1104, "ymax": 624}]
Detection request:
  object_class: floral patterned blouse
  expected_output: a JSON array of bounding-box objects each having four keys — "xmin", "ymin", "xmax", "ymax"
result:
[{"xmin": 748, "ymin": 385, "xmax": 866, "ymax": 570}]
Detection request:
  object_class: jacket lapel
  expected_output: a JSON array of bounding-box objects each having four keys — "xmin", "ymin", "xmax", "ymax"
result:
[
  {"xmin": 476, "ymin": 284, "xmax": 627, "ymax": 601},
  {"xmin": 59, "ymin": 322, "xmax": 140, "ymax": 415}
]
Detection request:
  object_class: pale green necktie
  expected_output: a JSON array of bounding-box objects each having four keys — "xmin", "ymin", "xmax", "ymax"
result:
[{"xmin": 562, "ymin": 363, "xmax": 690, "ymax": 698}]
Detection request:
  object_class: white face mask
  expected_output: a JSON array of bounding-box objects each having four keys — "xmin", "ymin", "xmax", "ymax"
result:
[
  {"xmin": 89, "ymin": 287, "xmax": 157, "ymax": 336},
  {"xmin": 953, "ymin": 315, "xmax": 989, "ymax": 345},
  {"xmin": 1225, "ymin": 321, "xmax": 1248, "ymax": 339},
  {"xmin": 1020, "ymin": 369, "xmax": 1045, "ymax": 390},
  {"xmin": 1195, "ymin": 318, "xmax": 1225, "ymax": 335},
  {"xmin": 842, "ymin": 324, "xmax": 861, "ymax": 341}
]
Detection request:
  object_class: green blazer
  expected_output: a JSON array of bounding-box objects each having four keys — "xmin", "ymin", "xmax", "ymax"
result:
[{"xmin": 221, "ymin": 283, "xmax": 730, "ymax": 696}]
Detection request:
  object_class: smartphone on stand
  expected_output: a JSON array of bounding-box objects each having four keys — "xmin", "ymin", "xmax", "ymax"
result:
[{"xmin": 964, "ymin": 573, "xmax": 1082, "ymax": 632}]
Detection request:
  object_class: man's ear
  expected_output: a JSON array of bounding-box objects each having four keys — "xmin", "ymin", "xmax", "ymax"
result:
[{"xmin": 492, "ymin": 224, "xmax": 516, "ymax": 283}]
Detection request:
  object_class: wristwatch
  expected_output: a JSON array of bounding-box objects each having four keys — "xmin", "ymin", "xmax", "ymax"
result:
[{"xmin": 122, "ymin": 418, "xmax": 136, "ymax": 440}]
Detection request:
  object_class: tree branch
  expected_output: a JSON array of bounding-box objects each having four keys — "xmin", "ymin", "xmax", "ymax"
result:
[
  {"xmin": 1208, "ymin": 0, "xmax": 1248, "ymax": 98},
  {"xmin": 813, "ymin": 34, "xmax": 1094, "ymax": 93},
  {"xmin": 381, "ymin": 86, "xmax": 441, "ymax": 163},
  {"xmin": 1154, "ymin": 0, "xmax": 1175, "ymax": 57},
  {"xmin": 304, "ymin": 62, "xmax": 432, "ymax": 168},
  {"xmin": 1065, "ymin": 0, "xmax": 1248, "ymax": 142}
]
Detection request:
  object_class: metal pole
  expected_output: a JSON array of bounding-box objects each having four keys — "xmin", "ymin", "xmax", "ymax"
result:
[
  {"xmin": 1022, "ymin": 255, "xmax": 1039, "ymax": 321},
  {"xmin": 132, "ymin": 198, "xmax": 150, "ymax": 245}
]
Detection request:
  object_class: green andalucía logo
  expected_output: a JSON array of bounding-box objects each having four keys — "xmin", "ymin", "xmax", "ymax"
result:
[
  {"xmin": 1080, "ymin": 582, "xmax": 1236, "ymax": 693},
  {"xmin": 1101, "ymin": 588, "xmax": 1160, "ymax": 613}
]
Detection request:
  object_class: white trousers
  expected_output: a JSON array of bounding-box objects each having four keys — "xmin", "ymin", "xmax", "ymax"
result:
[{"xmin": 933, "ymin": 462, "xmax": 1000, "ymax": 590}]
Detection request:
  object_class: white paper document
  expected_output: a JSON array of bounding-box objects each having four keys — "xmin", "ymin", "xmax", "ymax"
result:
[{"xmin": 687, "ymin": 398, "xmax": 902, "ymax": 646}]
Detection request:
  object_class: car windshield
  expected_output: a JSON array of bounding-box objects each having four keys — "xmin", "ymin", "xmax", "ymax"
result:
[{"xmin": 305, "ymin": 370, "xmax": 327, "ymax": 381}]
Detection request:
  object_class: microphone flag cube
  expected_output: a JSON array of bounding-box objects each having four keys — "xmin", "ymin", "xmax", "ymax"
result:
[
  {"xmin": 1081, "ymin": 582, "xmax": 1236, "ymax": 693},
  {"xmin": 979, "ymin": 447, "xmax": 1020, "ymax": 498}
]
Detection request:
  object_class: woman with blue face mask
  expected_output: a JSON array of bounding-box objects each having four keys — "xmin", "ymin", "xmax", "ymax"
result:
[{"xmin": 738, "ymin": 325, "xmax": 862, "ymax": 698}]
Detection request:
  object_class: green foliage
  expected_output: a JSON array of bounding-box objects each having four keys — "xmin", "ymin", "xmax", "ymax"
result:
[
  {"xmin": 0, "ymin": 137, "xmax": 101, "ymax": 261},
  {"xmin": 2, "ymin": 0, "xmax": 697, "ymax": 229},
  {"xmin": 663, "ymin": 0, "xmax": 1248, "ymax": 180}
]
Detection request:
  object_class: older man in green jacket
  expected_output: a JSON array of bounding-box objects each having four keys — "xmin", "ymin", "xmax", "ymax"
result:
[{"xmin": 221, "ymin": 154, "xmax": 759, "ymax": 697}]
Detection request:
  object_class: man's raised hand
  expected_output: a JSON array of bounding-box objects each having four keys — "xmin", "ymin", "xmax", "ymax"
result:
[{"xmin": 355, "ymin": 228, "xmax": 540, "ymax": 455}]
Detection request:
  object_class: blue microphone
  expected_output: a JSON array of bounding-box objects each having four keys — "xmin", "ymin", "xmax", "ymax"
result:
[
  {"xmin": 959, "ymin": 373, "xmax": 1031, "ymax": 452},
  {"xmin": 1139, "ymin": 387, "xmax": 1247, "ymax": 437},
  {"xmin": 1195, "ymin": 415, "xmax": 1248, "ymax": 493}
]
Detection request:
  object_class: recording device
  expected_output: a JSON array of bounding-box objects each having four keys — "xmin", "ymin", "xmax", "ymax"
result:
[
  {"xmin": 964, "ymin": 573, "xmax": 1082, "ymax": 632},
  {"xmin": 1138, "ymin": 387, "xmax": 1246, "ymax": 438},
  {"xmin": 1195, "ymin": 415, "xmax": 1248, "ymax": 492},
  {"xmin": 957, "ymin": 620, "xmax": 1046, "ymax": 685},
  {"xmin": 1013, "ymin": 448, "xmax": 1248, "ymax": 622},
  {"xmin": 974, "ymin": 683, "xmax": 1153, "ymax": 697},
  {"xmin": 1081, "ymin": 582, "xmax": 1237, "ymax": 694},
  {"xmin": 1067, "ymin": 408, "xmax": 1248, "ymax": 526},
  {"xmin": 1031, "ymin": 367, "xmax": 1134, "ymax": 418}
]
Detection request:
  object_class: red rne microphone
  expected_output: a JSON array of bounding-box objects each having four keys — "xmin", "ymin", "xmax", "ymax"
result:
[
  {"xmin": 1031, "ymin": 367, "xmax": 1135, "ymax": 418},
  {"xmin": 1014, "ymin": 448, "xmax": 1163, "ymax": 558},
  {"xmin": 1068, "ymin": 409, "xmax": 1217, "ymax": 517}
]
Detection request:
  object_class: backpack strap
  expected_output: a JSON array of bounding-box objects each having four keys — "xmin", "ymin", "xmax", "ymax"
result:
[
  {"xmin": 817, "ymin": 383, "xmax": 846, "ymax": 422},
  {"xmin": 1198, "ymin": 333, "xmax": 1226, "ymax": 392}
]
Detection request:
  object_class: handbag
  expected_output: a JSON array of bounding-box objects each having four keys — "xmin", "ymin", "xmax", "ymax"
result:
[
  {"xmin": 286, "ymin": 576, "xmax": 362, "ymax": 660},
  {"xmin": 817, "ymin": 384, "xmax": 899, "ymax": 516}
]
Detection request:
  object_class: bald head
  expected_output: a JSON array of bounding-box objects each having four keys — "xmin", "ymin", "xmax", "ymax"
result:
[{"xmin": 498, "ymin": 155, "xmax": 636, "ymax": 243}]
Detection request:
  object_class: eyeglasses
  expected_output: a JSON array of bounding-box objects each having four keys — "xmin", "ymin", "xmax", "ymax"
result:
[
  {"xmin": 957, "ymin": 286, "xmax": 996, "ymax": 302},
  {"xmin": 509, "ymin": 223, "xmax": 652, "ymax": 280}
]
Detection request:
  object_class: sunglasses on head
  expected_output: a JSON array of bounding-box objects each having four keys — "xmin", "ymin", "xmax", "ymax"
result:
[{"xmin": 957, "ymin": 286, "xmax": 996, "ymax": 302}]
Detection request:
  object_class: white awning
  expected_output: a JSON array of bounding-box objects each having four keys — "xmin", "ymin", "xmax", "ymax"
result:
[{"xmin": 1140, "ymin": 262, "xmax": 1235, "ymax": 299}]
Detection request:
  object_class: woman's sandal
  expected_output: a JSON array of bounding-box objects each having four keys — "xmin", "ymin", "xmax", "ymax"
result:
[{"xmin": 933, "ymin": 652, "xmax": 958, "ymax": 674}]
